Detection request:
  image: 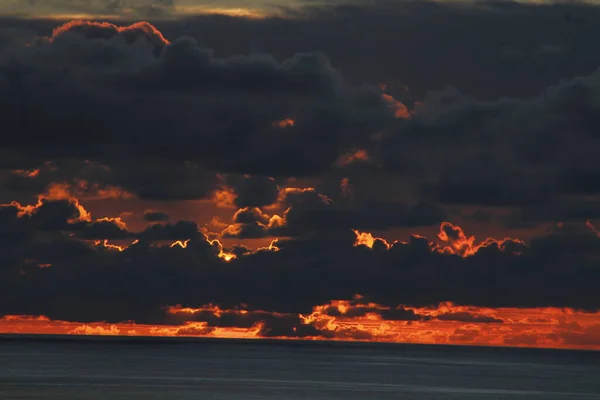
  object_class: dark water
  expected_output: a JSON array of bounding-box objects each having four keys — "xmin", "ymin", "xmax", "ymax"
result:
[{"xmin": 1, "ymin": 337, "xmax": 599, "ymax": 399}]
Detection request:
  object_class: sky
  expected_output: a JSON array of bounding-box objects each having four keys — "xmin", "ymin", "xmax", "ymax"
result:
[
  {"xmin": 0, "ymin": 0, "xmax": 299, "ymax": 18},
  {"xmin": 1, "ymin": 0, "xmax": 600, "ymax": 350}
]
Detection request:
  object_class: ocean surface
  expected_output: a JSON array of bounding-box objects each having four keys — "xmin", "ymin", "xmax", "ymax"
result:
[{"xmin": 0, "ymin": 336, "xmax": 599, "ymax": 399}]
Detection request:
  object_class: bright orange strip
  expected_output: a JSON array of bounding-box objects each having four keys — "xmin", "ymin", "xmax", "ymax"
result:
[{"xmin": 2, "ymin": 302, "xmax": 599, "ymax": 350}]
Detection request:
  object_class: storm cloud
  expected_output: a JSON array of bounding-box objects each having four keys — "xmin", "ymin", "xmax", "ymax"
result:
[{"xmin": 0, "ymin": 1, "xmax": 600, "ymax": 343}]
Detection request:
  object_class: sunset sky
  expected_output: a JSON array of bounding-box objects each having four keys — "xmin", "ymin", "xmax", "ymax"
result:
[{"xmin": 1, "ymin": 0, "xmax": 600, "ymax": 351}]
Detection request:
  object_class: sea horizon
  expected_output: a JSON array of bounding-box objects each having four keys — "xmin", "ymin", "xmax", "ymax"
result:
[{"xmin": 1, "ymin": 332, "xmax": 599, "ymax": 355}]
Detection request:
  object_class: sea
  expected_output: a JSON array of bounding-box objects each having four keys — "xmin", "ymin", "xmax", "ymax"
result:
[{"xmin": 0, "ymin": 336, "xmax": 599, "ymax": 399}]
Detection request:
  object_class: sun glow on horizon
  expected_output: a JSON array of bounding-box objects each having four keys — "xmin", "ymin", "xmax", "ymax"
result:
[{"xmin": 2, "ymin": 301, "xmax": 599, "ymax": 351}]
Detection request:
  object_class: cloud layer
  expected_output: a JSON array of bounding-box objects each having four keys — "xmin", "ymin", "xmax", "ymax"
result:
[{"xmin": 0, "ymin": 6, "xmax": 600, "ymax": 348}]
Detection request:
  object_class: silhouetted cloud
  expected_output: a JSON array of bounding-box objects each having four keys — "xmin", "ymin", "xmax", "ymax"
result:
[
  {"xmin": 2, "ymin": 191, "xmax": 599, "ymax": 323},
  {"xmin": 143, "ymin": 209, "xmax": 170, "ymax": 222},
  {"xmin": 1, "ymin": 3, "xmax": 600, "ymax": 344}
]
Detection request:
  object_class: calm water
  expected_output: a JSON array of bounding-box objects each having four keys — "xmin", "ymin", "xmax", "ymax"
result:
[{"xmin": 1, "ymin": 337, "xmax": 599, "ymax": 399}]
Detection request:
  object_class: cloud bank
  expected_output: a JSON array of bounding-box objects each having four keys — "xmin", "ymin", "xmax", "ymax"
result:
[{"xmin": 0, "ymin": 7, "xmax": 599, "ymax": 348}]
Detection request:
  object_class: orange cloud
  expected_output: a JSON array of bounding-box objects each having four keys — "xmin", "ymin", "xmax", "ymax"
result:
[
  {"xmin": 336, "ymin": 149, "xmax": 371, "ymax": 166},
  {"xmin": 213, "ymin": 187, "xmax": 238, "ymax": 208},
  {"xmin": 6, "ymin": 186, "xmax": 91, "ymax": 223},
  {"xmin": 353, "ymin": 230, "xmax": 392, "ymax": 249},
  {"xmin": 340, "ymin": 177, "xmax": 352, "ymax": 198},
  {"xmin": 96, "ymin": 216, "xmax": 128, "ymax": 230},
  {"xmin": 272, "ymin": 118, "xmax": 295, "ymax": 128},
  {"xmin": 69, "ymin": 180, "xmax": 134, "ymax": 200},
  {"xmin": 49, "ymin": 20, "xmax": 170, "ymax": 47},
  {"xmin": 3, "ymin": 301, "xmax": 599, "ymax": 350},
  {"xmin": 434, "ymin": 222, "xmax": 525, "ymax": 257},
  {"xmin": 257, "ymin": 238, "xmax": 281, "ymax": 252},
  {"xmin": 69, "ymin": 324, "xmax": 120, "ymax": 336},
  {"xmin": 382, "ymin": 93, "xmax": 411, "ymax": 119},
  {"xmin": 276, "ymin": 187, "xmax": 331, "ymax": 205},
  {"xmin": 12, "ymin": 168, "xmax": 40, "ymax": 178},
  {"xmin": 95, "ymin": 239, "xmax": 138, "ymax": 252},
  {"xmin": 208, "ymin": 238, "xmax": 237, "ymax": 261},
  {"xmin": 353, "ymin": 222, "xmax": 525, "ymax": 258}
]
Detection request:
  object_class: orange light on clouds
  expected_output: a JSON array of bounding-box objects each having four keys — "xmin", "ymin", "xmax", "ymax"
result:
[
  {"xmin": 220, "ymin": 252, "xmax": 236, "ymax": 262},
  {"xmin": 49, "ymin": 20, "xmax": 170, "ymax": 46},
  {"xmin": 2, "ymin": 301, "xmax": 599, "ymax": 350},
  {"xmin": 381, "ymin": 93, "xmax": 411, "ymax": 119},
  {"xmin": 95, "ymin": 240, "xmax": 128, "ymax": 252},
  {"xmin": 353, "ymin": 222, "xmax": 525, "ymax": 258},
  {"xmin": 336, "ymin": 149, "xmax": 371, "ymax": 166},
  {"xmin": 272, "ymin": 118, "xmax": 295, "ymax": 128},
  {"xmin": 435, "ymin": 222, "xmax": 525, "ymax": 257},
  {"xmin": 96, "ymin": 216, "xmax": 128, "ymax": 230},
  {"xmin": 176, "ymin": 6, "xmax": 270, "ymax": 19},
  {"xmin": 208, "ymin": 238, "xmax": 237, "ymax": 261},
  {"xmin": 257, "ymin": 238, "xmax": 280, "ymax": 252},
  {"xmin": 170, "ymin": 239, "xmax": 190, "ymax": 249},
  {"xmin": 12, "ymin": 168, "xmax": 40, "ymax": 178},
  {"xmin": 353, "ymin": 230, "xmax": 392, "ymax": 249},
  {"xmin": 73, "ymin": 180, "xmax": 135, "ymax": 200},
  {"xmin": 5, "ymin": 185, "xmax": 92, "ymax": 223},
  {"xmin": 213, "ymin": 187, "xmax": 238, "ymax": 209}
]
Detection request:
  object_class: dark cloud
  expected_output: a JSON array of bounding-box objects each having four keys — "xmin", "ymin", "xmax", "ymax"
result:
[
  {"xmin": 380, "ymin": 307, "xmax": 426, "ymax": 322},
  {"xmin": 223, "ymin": 188, "xmax": 447, "ymax": 239},
  {"xmin": 437, "ymin": 312, "xmax": 503, "ymax": 324},
  {"xmin": 281, "ymin": 198, "xmax": 448, "ymax": 234},
  {"xmin": 0, "ymin": 195, "xmax": 199, "ymax": 243},
  {"xmin": 1, "ymin": 161, "xmax": 134, "ymax": 203},
  {"xmin": 0, "ymin": 18, "xmax": 393, "ymax": 205},
  {"xmin": 143, "ymin": 209, "xmax": 170, "ymax": 222},
  {"xmin": 320, "ymin": 300, "xmax": 426, "ymax": 321},
  {"xmin": 232, "ymin": 207, "xmax": 270, "ymax": 225},
  {"xmin": 506, "ymin": 199, "xmax": 600, "ymax": 227},
  {"xmin": 0, "ymin": 198, "xmax": 88, "ymax": 231},
  {"xmin": 107, "ymin": 161, "xmax": 219, "ymax": 201},
  {"xmin": 2, "ymin": 4, "xmax": 600, "ymax": 212},
  {"xmin": 26, "ymin": 199, "xmax": 84, "ymax": 230},
  {"xmin": 374, "ymin": 67, "xmax": 600, "ymax": 209},
  {"xmin": 224, "ymin": 175, "xmax": 280, "ymax": 208},
  {"xmin": 2, "ymin": 204, "xmax": 599, "ymax": 325},
  {"xmin": 462, "ymin": 210, "xmax": 493, "ymax": 223},
  {"xmin": 139, "ymin": 220, "xmax": 201, "ymax": 240},
  {"xmin": 167, "ymin": 307, "xmax": 321, "ymax": 338},
  {"xmin": 146, "ymin": 0, "xmax": 600, "ymax": 101},
  {"xmin": 1, "ymin": 2, "xmax": 600, "ymax": 335},
  {"xmin": 4, "ymin": 1, "xmax": 600, "ymax": 102},
  {"xmin": 76, "ymin": 218, "xmax": 132, "ymax": 240},
  {"xmin": 0, "ymin": 18, "xmax": 390, "ymax": 176}
]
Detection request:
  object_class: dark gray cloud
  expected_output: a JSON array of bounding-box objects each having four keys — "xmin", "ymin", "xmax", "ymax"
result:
[
  {"xmin": 143, "ymin": 209, "xmax": 170, "ymax": 222},
  {"xmin": 374, "ymin": 69, "xmax": 600, "ymax": 212},
  {"xmin": 437, "ymin": 312, "xmax": 503, "ymax": 324},
  {"xmin": 2, "ymin": 3, "xmax": 600, "ymax": 214},
  {"xmin": 147, "ymin": 0, "xmax": 600, "ymax": 101},
  {"xmin": 1, "ymin": 208, "xmax": 599, "ymax": 324},
  {"xmin": 76, "ymin": 218, "xmax": 132, "ymax": 239},
  {"xmin": 222, "ymin": 186, "xmax": 448, "ymax": 239},
  {"xmin": 506, "ymin": 199, "xmax": 600, "ymax": 227},
  {"xmin": 167, "ymin": 307, "xmax": 321, "ymax": 338},
  {"xmin": 0, "ymin": 18, "xmax": 393, "ymax": 198},
  {"xmin": 224, "ymin": 175, "xmax": 280, "ymax": 208},
  {"xmin": 139, "ymin": 220, "xmax": 201, "ymax": 240},
  {"xmin": 1, "ymin": 1, "xmax": 600, "ymax": 330}
]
